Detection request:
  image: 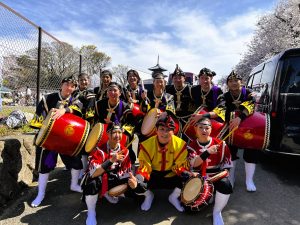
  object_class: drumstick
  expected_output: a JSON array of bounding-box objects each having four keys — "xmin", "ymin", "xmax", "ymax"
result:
[
  {"xmin": 126, "ymin": 137, "xmax": 137, "ymax": 148},
  {"xmin": 217, "ymin": 126, "xmax": 238, "ymax": 145}
]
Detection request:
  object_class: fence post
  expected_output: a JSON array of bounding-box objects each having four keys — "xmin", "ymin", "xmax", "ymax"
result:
[
  {"xmin": 36, "ymin": 27, "xmax": 42, "ymax": 106},
  {"xmin": 79, "ymin": 54, "xmax": 82, "ymax": 75}
]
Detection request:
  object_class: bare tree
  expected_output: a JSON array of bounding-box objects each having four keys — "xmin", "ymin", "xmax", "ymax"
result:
[{"xmin": 112, "ymin": 64, "xmax": 129, "ymax": 87}]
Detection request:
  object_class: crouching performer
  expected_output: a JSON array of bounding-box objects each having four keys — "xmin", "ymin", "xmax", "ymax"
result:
[
  {"xmin": 128, "ymin": 112, "xmax": 190, "ymax": 212},
  {"xmin": 81, "ymin": 122, "xmax": 132, "ymax": 225},
  {"xmin": 188, "ymin": 117, "xmax": 233, "ymax": 225}
]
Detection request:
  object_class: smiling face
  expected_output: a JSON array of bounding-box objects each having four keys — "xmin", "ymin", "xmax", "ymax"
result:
[
  {"xmin": 153, "ymin": 78, "xmax": 166, "ymax": 92},
  {"xmin": 199, "ymin": 74, "xmax": 212, "ymax": 90},
  {"xmin": 107, "ymin": 85, "xmax": 121, "ymax": 102},
  {"xmin": 101, "ymin": 73, "xmax": 112, "ymax": 87},
  {"xmin": 108, "ymin": 128, "xmax": 123, "ymax": 146},
  {"xmin": 227, "ymin": 78, "xmax": 242, "ymax": 92},
  {"xmin": 78, "ymin": 74, "xmax": 90, "ymax": 91},
  {"xmin": 195, "ymin": 119, "xmax": 212, "ymax": 142},
  {"xmin": 60, "ymin": 81, "xmax": 76, "ymax": 98},
  {"xmin": 127, "ymin": 71, "xmax": 139, "ymax": 88},
  {"xmin": 156, "ymin": 125, "xmax": 174, "ymax": 145},
  {"xmin": 172, "ymin": 74, "xmax": 185, "ymax": 90}
]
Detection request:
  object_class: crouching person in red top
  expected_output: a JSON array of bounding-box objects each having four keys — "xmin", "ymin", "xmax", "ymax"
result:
[
  {"xmin": 128, "ymin": 112, "xmax": 190, "ymax": 212},
  {"xmin": 81, "ymin": 122, "xmax": 132, "ymax": 225},
  {"xmin": 188, "ymin": 117, "xmax": 233, "ymax": 225}
]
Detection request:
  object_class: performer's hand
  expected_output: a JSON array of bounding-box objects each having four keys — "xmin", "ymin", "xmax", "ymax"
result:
[
  {"xmin": 51, "ymin": 108, "xmax": 66, "ymax": 120},
  {"xmin": 141, "ymin": 89, "xmax": 147, "ymax": 100},
  {"xmin": 229, "ymin": 117, "xmax": 241, "ymax": 130},
  {"xmin": 128, "ymin": 172, "xmax": 137, "ymax": 189},
  {"xmin": 189, "ymin": 114, "xmax": 203, "ymax": 126},
  {"xmin": 110, "ymin": 150, "xmax": 124, "ymax": 163},
  {"xmin": 208, "ymin": 144, "xmax": 219, "ymax": 154}
]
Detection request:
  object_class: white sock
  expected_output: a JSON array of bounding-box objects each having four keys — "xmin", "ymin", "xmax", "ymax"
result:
[
  {"xmin": 104, "ymin": 192, "xmax": 119, "ymax": 204},
  {"xmin": 31, "ymin": 173, "xmax": 49, "ymax": 207},
  {"xmin": 141, "ymin": 190, "xmax": 154, "ymax": 211},
  {"xmin": 168, "ymin": 188, "xmax": 184, "ymax": 212},
  {"xmin": 85, "ymin": 194, "xmax": 98, "ymax": 225},
  {"xmin": 70, "ymin": 169, "xmax": 83, "ymax": 193},
  {"xmin": 213, "ymin": 191, "xmax": 230, "ymax": 225},
  {"xmin": 245, "ymin": 162, "xmax": 256, "ymax": 192}
]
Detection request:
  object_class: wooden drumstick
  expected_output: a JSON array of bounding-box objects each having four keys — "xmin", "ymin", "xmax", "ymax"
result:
[
  {"xmin": 217, "ymin": 126, "xmax": 238, "ymax": 145},
  {"xmin": 126, "ymin": 137, "xmax": 137, "ymax": 148}
]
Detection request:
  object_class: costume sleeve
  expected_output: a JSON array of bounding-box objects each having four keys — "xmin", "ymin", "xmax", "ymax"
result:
[
  {"xmin": 165, "ymin": 94, "xmax": 176, "ymax": 115},
  {"xmin": 69, "ymin": 97, "xmax": 83, "ymax": 116},
  {"xmin": 239, "ymin": 89, "xmax": 255, "ymax": 116},
  {"xmin": 172, "ymin": 143, "xmax": 190, "ymax": 175},
  {"xmin": 29, "ymin": 96, "xmax": 48, "ymax": 128},
  {"xmin": 213, "ymin": 94, "xmax": 226, "ymax": 121},
  {"xmin": 187, "ymin": 144, "xmax": 198, "ymax": 168},
  {"xmin": 136, "ymin": 144, "xmax": 153, "ymax": 181},
  {"xmin": 220, "ymin": 141, "xmax": 232, "ymax": 170},
  {"xmin": 88, "ymin": 149, "xmax": 106, "ymax": 177}
]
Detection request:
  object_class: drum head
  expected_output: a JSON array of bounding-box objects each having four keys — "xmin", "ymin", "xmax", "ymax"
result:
[
  {"xmin": 108, "ymin": 184, "xmax": 128, "ymax": 197},
  {"xmin": 85, "ymin": 123, "xmax": 105, "ymax": 153},
  {"xmin": 141, "ymin": 108, "xmax": 158, "ymax": 136},
  {"xmin": 181, "ymin": 177, "xmax": 203, "ymax": 204},
  {"xmin": 35, "ymin": 112, "xmax": 53, "ymax": 146}
]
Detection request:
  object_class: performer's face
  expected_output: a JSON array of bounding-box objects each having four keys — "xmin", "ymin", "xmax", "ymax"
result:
[
  {"xmin": 172, "ymin": 75, "xmax": 185, "ymax": 89},
  {"xmin": 199, "ymin": 75, "xmax": 212, "ymax": 89},
  {"xmin": 108, "ymin": 129, "xmax": 123, "ymax": 145},
  {"xmin": 128, "ymin": 72, "xmax": 139, "ymax": 88},
  {"xmin": 227, "ymin": 79, "xmax": 242, "ymax": 92},
  {"xmin": 101, "ymin": 74, "xmax": 112, "ymax": 86},
  {"xmin": 107, "ymin": 86, "xmax": 121, "ymax": 100},
  {"xmin": 61, "ymin": 81, "xmax": 76, "ymax": 97},
  {"xmin": 153, "ymin": 79, "xmax": 165, "ymax": 91},
  {"xmin": 195, "ymin": 122, "xmax": 212, "ymax": 139},
  {"xmin": 78, "ymin": 75, "xmax": 89, "ymax": 90},
  {"xmin": 156, "ymin": 126, "xmax": 174, "ymax": 144}
]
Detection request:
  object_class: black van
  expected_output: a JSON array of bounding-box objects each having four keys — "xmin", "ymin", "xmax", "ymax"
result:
[{"xmin": 247, "ymin": 48, "xmax": 300, "ymax": 155}]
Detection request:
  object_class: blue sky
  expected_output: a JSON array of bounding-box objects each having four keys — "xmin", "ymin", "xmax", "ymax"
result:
[{"xmin": 1, "ymin": 0, "xmax": 277, "ymax": 81}]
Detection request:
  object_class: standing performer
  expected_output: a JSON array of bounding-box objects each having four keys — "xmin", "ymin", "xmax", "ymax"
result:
[
  {"xmin": 94, "ymin": 82, "xmax": 136, "ymax": 163},
  {"xmin": 141, "ymin": 72, "xmax": 175, "ymax": 115},
  {"xmin": 190, "ymin": 67, "xmax": 223, "ymax": 115},
  {"xmin": 29, "ymin": 75, "xmax": 83, "ymax": 207},
  {"xmin": 166, "ymin": 65, "xmax": 193, "ymax": 140},
  {"xmin": 82, "ymin": 122, "xmax": 133, "ymax": 225},
  {"xmin": 214, "ymin": 71, "xmax": 257, "ymax": 191},
  {"xmin": 128, "ymin": 113, "xmax": 190, "ymax": 212},
  {"xmin": 73, "ymin": 73, "xmax": 95, "ymax": 177},
  {"xmin": 94, "ymin": 69, "xmax": 112, "ymax": 101},
  {"xmin": 188, "ymin": 117, "xmax": 232, "ymax": 225}
]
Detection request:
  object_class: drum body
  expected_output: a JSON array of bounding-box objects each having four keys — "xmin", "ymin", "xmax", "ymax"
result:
[
  {"xmin": 85, "ymin": 123, "xmax": 128, "ymax": 153},
  {"xmin": 131, "ymin": 103, "xmax": 145, "ymax": 117},
  {"xmin": 181, "ymin": 176, "xmax": 214, "ymax": 211},
  {"xmin": 227, "ymin": 112, "xmax": 270, "ymax": 150},
  {"xmin": 35, "ymin": 112, "xmax": 90, "ymax": 156},
  {"xmin": 183, "ymin": 108, "xmax": 224, "ymax": 141},
  {"xmin": 141, "ymin": 108, "xmax": 179, "ymax": 137},
  {"xmin": 108, "ymin": 184, "xmax": 128, "ymax": 197}
]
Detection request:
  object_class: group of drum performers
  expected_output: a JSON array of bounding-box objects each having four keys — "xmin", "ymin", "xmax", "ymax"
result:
[{"xmin": 29, "ymin": 65, "xmax": 259, "ymax": 225}]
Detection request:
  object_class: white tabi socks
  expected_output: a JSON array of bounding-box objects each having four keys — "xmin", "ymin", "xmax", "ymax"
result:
[
  {"xmin": 31, "ymin": 173, "xmax": 49, "ymax": 207},
  {"xmin": 85, "ymin": 194, "xmax": 98, "ymax": 225},
  {"xmin": 104, "ymin": 192, "xmax": 119, "ymax": 204},
  {"xmin": 70, "ymin": 169, "xmax": 83, "ymax": 193},
  {"xmin": 141, "ymin": 190, "xmax": 154, "ymax": 211},
  {"xmin": 228, "ymin": 160, "xmax": 237, "ymax": 188},
  {"xmin": 245, "ymin": 162, "xmax": 256, "ymax": 192},
  {"xmin": 213, "ymin": 191, "xmax": 230, "ymax": 225},
  {"xmin": 168, "ymin": 187, "xmax": 184, "ymax": 212}
]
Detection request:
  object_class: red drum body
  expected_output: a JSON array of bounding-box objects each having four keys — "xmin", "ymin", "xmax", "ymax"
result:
[
  {"xmin": 35, "ymin": 112, "xmax": 90, "ymax": 156},
  {"xmin": 85, "ymin": 123, "xmax": 128, "ymax": 153},
  {"xmin": 183, "ymin": 108, "xmax": 224, "ymax": 141},
  {"xmin": 181, "ymin": 176, "xmax": 214, "ymax": 211},
  {"xmin": 141, "ymin": 108, "xmax": 179, "ymax": 137},
  {"xmin": 226, "ymin": 112, "xmax": 270, "ymax": 150},
  {"xmin": 131, "ymin": 103, "xmax": 145, "ymax": 117}
]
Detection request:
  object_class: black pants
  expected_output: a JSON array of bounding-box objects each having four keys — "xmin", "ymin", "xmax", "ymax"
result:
[{"xmin": 229, "ymin": 146, "xmax": 261, "ymax": 164}]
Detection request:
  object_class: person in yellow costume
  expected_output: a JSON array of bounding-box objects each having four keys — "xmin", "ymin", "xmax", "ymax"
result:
[{"xmin": 128, "ymin": 112, "xmax": 191, "ymax": 212}]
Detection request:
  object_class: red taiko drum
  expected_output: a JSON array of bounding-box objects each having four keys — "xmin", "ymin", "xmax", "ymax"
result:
[
  {"xmin": 131, "ymin": 103, "xmax": 145, "ymax": 117},
  {"xmin": 227, "ymin": 112, "xmax": 270, "ymax": 150},
  {"xmin": 85, "ymin": 123, "xmax": 128, "ymax": 153},
  {"xmin": 35, "ymin": 112, "xmax": 90, "ymax": 156},
  {"xmin": 183, "ymin": 108, "xmax": 224, "ymax": 141}
]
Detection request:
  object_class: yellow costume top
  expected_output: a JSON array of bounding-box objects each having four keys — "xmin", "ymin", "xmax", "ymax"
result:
[{"xmin": 137, "ymin": 135, "xmax": 190, "ymax": 181}]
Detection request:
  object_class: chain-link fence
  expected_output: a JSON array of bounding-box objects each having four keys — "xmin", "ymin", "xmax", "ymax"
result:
[{"xmin": 0, "ymin": 2, "xmax": 82, "ymax": 120}]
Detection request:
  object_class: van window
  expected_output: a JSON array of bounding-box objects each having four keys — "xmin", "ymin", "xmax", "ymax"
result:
[
  {"xmin": 252, "ymin": 70, "xmax": 263, "ymax": 92},
  {"xmin": 247, "ymin": 75, "xmax": 254, "ymax": 88},
  {"xmin": 280, "ymin": 56, "xmax": 300, "ymax": 93},
  {"xmin": 261, "ymin": 61, "xmax": 275, "ymax": 84}
]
